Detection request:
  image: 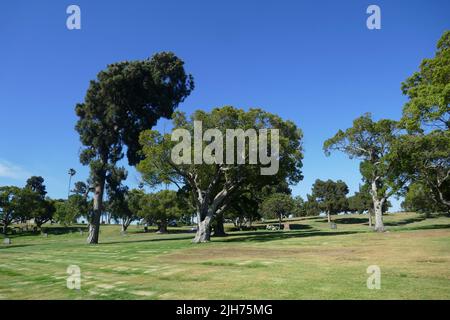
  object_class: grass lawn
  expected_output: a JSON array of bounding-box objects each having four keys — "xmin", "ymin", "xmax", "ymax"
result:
[{"xmin": 1, "ymin": 212, "xmax": 449, "ymax": 299}]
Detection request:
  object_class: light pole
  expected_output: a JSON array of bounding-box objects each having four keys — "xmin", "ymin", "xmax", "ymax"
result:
[{"xmin": 68, "ymin": 168, "xmax": 76, "ymax": 198}]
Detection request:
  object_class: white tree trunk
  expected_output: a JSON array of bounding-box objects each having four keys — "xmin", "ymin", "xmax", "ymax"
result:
[
  {"xmin": 193, "ymin": 215, "xmax": 212, "ymax": 243},
  {"xmin": 370, "ymin": 179, "xmax": 386, "ymax": 232},
  {"xmin": 373, "ymin": 198, "xmax": 385, "ymax": 232}
]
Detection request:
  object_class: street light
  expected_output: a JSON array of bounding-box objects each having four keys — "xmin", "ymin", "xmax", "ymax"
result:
[{"xmin": 68, "ymin": 168, "xmax": 76, "ymax": 198}]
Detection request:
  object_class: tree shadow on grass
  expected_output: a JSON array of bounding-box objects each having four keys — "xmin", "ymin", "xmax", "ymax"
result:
[
  {"xmin": 401, "ymin": 224, "xmax": 450, "ymax": 231},
  {"xmin": 101, "ymin": 234, "xmax": 195, "ymax": 245},
  {"xmin": 219, "ymin": 229, "xmax": 362, "ymax": 243},
  {"xmin": 0, "ymin": 244, "xmax": 35, "ymax": 250},
  {"xmin": 384, "ymin": 216, "xmax": 428, "ymax": 227},
  {"xmin": 334, "ymin": 217, "xmax": 369, "ymax": 225}
]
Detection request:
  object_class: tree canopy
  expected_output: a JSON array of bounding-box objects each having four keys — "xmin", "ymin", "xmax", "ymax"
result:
[{"xmin": 401, "ymin": 31, "xmax": 450, "ymax": 132}]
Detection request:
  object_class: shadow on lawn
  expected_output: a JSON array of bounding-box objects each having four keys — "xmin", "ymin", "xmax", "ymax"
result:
[
  {"xmin": 219, "ymin": 229, "xmax": 362, "ymax": 243},
  {"xmin": 402, "ymin": 223, "xmax": 450, "ymax": 231},
  {"xmin": 384, "ymin": 216, "xmax": 428, "ymax": 226},
  {"xmin": 102, "ymin": 234, "xmax": 195, "ymax": 245},
  {"xmin": 334, "ymin": 217, "xmax": 369, "ymax": 225}
]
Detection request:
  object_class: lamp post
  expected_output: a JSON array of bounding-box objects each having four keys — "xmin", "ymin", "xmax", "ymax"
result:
[{"xmin": 68, "ymin": 168, "xmax": 76, "ymax": 198}]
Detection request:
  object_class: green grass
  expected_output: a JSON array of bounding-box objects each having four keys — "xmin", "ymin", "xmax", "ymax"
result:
[{"xmin": 1, "ymin": 212, "xmax": 450, "ymax": 299}]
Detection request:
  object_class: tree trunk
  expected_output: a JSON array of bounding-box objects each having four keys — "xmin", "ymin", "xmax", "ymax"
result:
[
  {"xmin": 193, "ymin": 215, "xmax": 212, "ymax": 243},
  {"xmin": 368, "ymin": 210, "xmax": 373, "ymax": 228},
  {"xmin": 156, "ymin": 220, "xmax": 168, "ymax": 233},
  {"xmin": 212, "ymin": 213, "xmax": 226, "ymax": 237},
  {"xmin": 373, "ymin": 198, "xmax": 385, "ymax": 232},
  {"xmin": 278, "ymin": 215, "xmax": 282, "ymax": 229},
  {"xmin": 327, "ymin": 212, "xmax": 331, "ymax": 224},
  {"xmin": 87, "ymin": 178, "xmax": 105, "ymax": 244},
  {"xmin": 371, "ymin": 179, "xmax": 385, "ymax": 232}
]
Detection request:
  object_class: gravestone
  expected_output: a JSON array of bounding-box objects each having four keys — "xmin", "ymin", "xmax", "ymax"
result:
[
  {"xmin": 42, "ymin": 233, "xmax": 48, "ymax": 237},
  {"xmin": 283, "ymin": 223, "xmax": 290, "ymax": 231},
  {"xmin": 3, "ymin": 238, "xmax": 11, "ymax": 245},
  {"xmin": 330, "ymin": 222, "xmax": 337, "ymax": 229}
]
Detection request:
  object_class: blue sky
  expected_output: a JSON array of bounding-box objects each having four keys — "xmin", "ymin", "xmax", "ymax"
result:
[{"xmin": 0, "ymin": 0, "xmax": 449, "ymax": 210}]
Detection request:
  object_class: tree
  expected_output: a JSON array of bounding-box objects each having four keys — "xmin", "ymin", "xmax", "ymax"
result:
[
  {"xmin": 324, "ymin": 113, "xmax": 406, "ymax": 232},
  {"xmin": 219, "ymin": 181, "xmax": 290, "ymax": 233},
  {"xmin": 391, "ymin": 131, "xmax": 450, "ymax": 212},
  {"xmin": 31, "ymin": 196, "xmax": 55, "ymax": 229},
  {"xmin": 75, "ymin": 52, "xmax": 194, "ymax": 244},
  {"xmin": 109, "ymin": 188, "xmax": 144, "ymax": 232},
  {"xmin": 138, "ymin": 190, "xmax": 182, "ymax": 233},
  {"xmin": 0, "ymin": 186, "xmax": 22, "ymax": 234},
  {"xmin": 260, "ymin": 193, "xmax": 295, "ymax": 229},
  {"xmin": 311, "ymin": 179, "xmax": 349, "ymax": 224},
  {"xmin": 25, "ymin": 176, "xmax": 46, "ymax": 197},
  {"xmin": 347, "ymin": 183, "xmax": 374, "ymax": 226},
  {"xmin": 401, "ymin": 181, "xmax": 447, "ymax": 215},
  {"xmin": 303, "ymin": 195, "xmax": 321, "ymax": 216},
  {"xmin": 137, "ymin": 106, "xmax": 303, "ymax": 242},
  {"xmin": 224, "ymin": 191, "xmax": 261, "ymax": 230},
  {"xmin": 396, "ymin": 31, "xmax": 450, "ymax": 214},
  {"xmin": 400, "ymin": 31, "xmax": 450, "ymax": 132},
  {"xmin": 292, "ymin": 195, "xmax": 306, "ymax": 217},
  {"xmin": 23, "ymin": 176, "xmax": 54, "ymax": 229}
]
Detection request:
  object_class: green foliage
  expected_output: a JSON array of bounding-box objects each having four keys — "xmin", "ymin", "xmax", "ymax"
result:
[
  {"xmin": 138, "ymin": 190, "xmax": 183, "ymax": 232},
  {"xmin": 401, "ymin": 31, "xmax": 450, "ymax": 132},
  {"xmin": 402, "ymin": 182, "xmax": 447, "ymax": 214},
  {"xmin": 347, "ymin": 184, "xmax": 372, "ymax": 214},
  {"xmin": 0, "ymin": 186, "xmax": 23, "ymax": 234},
  {"xmin": 391, "ymin": 130, "xmax": 450, "ymax": 211},
  {"xmin": 260, "ymin": 193, "xmax": 295, "ymax": 225},
  {"xmin": 138, "ymin": 106, "xmax": 303, "ymax": 191},
  {"xmin": 54, "ymin": 194, "xmax": 90, "ymax": 225},
  {"xmin": 25, "ymin": 176, "xmax": 47, "ymax": 199},
  {"xmin": 138, "ymin": 106, "xmax": 303, "ymax": 242},
  {"xmin": 23, "ymin": 176, "xmax": 54, "ymax": 228},
  {"xmin": 303, "ymin": 195, "xmax": 321, "ymax": 216},
  {"xmin": 292, "ymin": 195, "xmax": 306, "ymax": 216},
  {"xmin": 311, "ymin": 179, "xmax": 349, "ymax": 217},
  {"xmin": 109, "ymin": 188, "xmax": 144, "ymax": 230}
]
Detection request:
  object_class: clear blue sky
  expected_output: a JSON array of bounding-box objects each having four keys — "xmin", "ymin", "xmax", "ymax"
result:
[{"xmin": 0, "ymin": 1, "xmax": 449, "ymax": 211}]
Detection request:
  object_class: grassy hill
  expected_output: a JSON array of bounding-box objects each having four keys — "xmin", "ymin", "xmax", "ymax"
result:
[{"xmin": 1, "ymin": 212, "xmax": 449, "ymax": 299}]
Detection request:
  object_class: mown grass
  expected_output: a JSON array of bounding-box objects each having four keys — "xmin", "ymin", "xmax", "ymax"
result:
[{"xmin": 0, "ymin": 212, "xmax": 449, "ymax": 299}]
